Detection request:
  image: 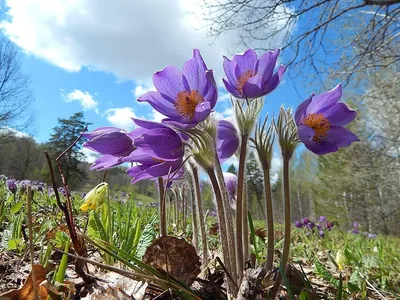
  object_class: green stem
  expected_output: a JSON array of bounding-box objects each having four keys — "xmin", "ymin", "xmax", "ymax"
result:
[
  {"xmin": 158, "ymin": 177, "xmax": 167, "ymax": 237},
  {"xmin": 271, "ymin": 157, "xmax": 291, "ymax": 298},
  {"xmin": 192, "ymin": 166, "xmax": 208, "ymax": 265},
  {"xmin": 243, "ymin": 178, "xmax": 249, "ymax": 264},
  {"xmin": 214, "ymin": 156, "xmax": 237, "ymax": 283},
  {"xmin": 206, "ymin": 168, "xmax": 231, "ymax": 279},
  {"xmin": 263, "ymin": 167, "xmax": 274, "ymax": 274},
  {"xmin": 236, "ymin": 134, "xmax": 248, "ymax": 282}
]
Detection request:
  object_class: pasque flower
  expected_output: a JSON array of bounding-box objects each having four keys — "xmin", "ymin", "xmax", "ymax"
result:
[
  {"xmin": 6, "ymin": 178, "xmax": 17, "ymax": 194},
  {"xmin": 123, "ymin": 119, "xmax": 184, "ymax": 184},
  {"xmin": 138, "ymin": 49, "xmax": 217, "ymax": 129},
  {"xmin": 83, "ymin": 127, "xmax": 135, "ymax": 170},
  {"xmin": 216, "ymin": 120, "xmax": 239, "ymax": 161},
  {"xmin": 223, "ymin": 49, "xmax": 285, "ymax": 99},
  {"xmin": 295, "ymin": 84, "xmax": 359, "ymax": 155}
]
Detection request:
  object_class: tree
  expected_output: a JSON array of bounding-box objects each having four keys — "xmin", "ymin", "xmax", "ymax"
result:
[
  {"xmin": 203, "ymin": 0, "xmax": 400, "ymax": 87},
  {"xmin": 48, "ymin": 112, "xmax": 91, "ymax": 189},
  {"xmin": 0, "ymin": 37, "xmax": 34, "ymax": 138},
  {"xmin": 246, "ymin": 151, "xmax": 265, "ymax": 219},
  {"xmin": 227, "ymin": 163, "xmax": 237, "ymax": 174}
]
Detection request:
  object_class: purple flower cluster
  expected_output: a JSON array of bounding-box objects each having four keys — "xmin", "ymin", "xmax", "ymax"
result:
[{"xmin": 295, "ymin": 216, "xmax": 334, "ymax": 237}]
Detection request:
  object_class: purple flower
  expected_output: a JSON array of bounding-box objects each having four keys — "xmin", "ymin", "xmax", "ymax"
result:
[
  {"xmin": 302, "ymin": 217, "xmax": 310, "ymax": 225},
  {"xmin": 295, "ymin": 84, "xmax": 359, "ymax": 155},
  {"xmin": 319, "ymin": 230, "xmax": 325, "ymax": 237},
  {"xmin": 326, "ymin": 221, "xmax": 334, "ymax": 231},
  {"xmin": 368, "ymin": 233, "xmax": 377, "ymax": 239},
  {"xmin": 138, "ymin": 49, "xmax": 217, "ymax": 129},
  {"xmin": 306, "ymin": 221, "xmax": 315, "ymax": 230},
  {"xmin": 6, "ymin": 179, "xmax": 17, "ymax": 194},
  {"xmin": 123, "ymin": 119, "xmax": 184, "ymax": 184},
  {"xmin": 83, "ymin": 127, "xmax": 135, "ymax": 170},
  {"xmin": 58, "ymin": 187, "xmax": 67, "ymax": 197},
  {"xmin": 222, "ymin": 49, "xmax": 285, "ymax": 99},
  {"xmin": 295, "ymin": 220, "xmax": 303, "ymax": 228},
  {"xmin": 351, "ymin": 221, "xmax": 359, "ymax": 234},
  {"xmin": 319, "ymin": 216, "xmax": 327, "ymax": 222},
  {"xmin": 17, "ymin": 180, "xmax": 31, "ymax": 194},
  {"xmin": 223, "ymin": 172, "xmax": 238, "ymax": 210},
  {"xmin": 216, "ymin": 120, "xmax": 239, "ymax": 161}
]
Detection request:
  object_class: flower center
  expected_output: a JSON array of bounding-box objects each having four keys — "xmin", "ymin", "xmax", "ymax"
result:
[
  {"xmin": 175, "ymin": 90, "xmax": 204, "ymax": 120},
  {"xmin": 237, "ymin": 70, "xmax": 256, "ymax": 94},
  {"xmin": 303, "ymin": 113, "xmax": 331, "ymax": 142}
]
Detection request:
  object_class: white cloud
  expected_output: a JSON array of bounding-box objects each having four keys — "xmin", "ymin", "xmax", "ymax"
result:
[
  {"xmin": 270, "ymin": 152, "xmax": 282, "ymax": 182},
  {"xmin": 63, "ymin": 89, "xmax": 99, "ymax": 113},
  {"xmin": 132, "ymin": 83, "xmax": 153, "ymax": 99},
  {"xmin": 104, "ymin": 107, "xmax": 137, "ymax": 131},
  {"xmin": 149, "ymin": 109, "xmax": 165, "ymax": 123},
  {"xmin": 80, "ymin": 147, "xmax": 98, "ymax": 164},
  {"xmin": 0, "ymin": 126, "xmax": 35, "ymax": 140},
  {"xmin": 0, "ymin": 0, "xmax": 288, "ymax": 83}
]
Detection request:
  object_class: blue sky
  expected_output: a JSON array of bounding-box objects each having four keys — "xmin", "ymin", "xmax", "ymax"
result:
[{"xmin": 0, "ymin": 0, "xmax": 314, "ymax": 172}]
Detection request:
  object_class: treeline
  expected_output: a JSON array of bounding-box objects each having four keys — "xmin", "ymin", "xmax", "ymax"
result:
[{"xmin": 0, "ymin": 112, "xmax": 157, "ymax": 198}]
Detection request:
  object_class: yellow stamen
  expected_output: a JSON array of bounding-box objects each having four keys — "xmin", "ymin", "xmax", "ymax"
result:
[
  {"xmin": 303, "ymin": 113, "xmax": 331, "ymax": 142},
  {"xmin": 175, "ymin": 90, "xmax": 204, "ymax": 120},
  {"xmin": 237, "ymin": 70, "xmax": 256, "ymax": 94}
]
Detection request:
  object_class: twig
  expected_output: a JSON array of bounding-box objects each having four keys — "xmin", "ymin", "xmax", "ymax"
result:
[{"xmin": 27, "ymin": 185, "xmax": 39, "ymax": 300}]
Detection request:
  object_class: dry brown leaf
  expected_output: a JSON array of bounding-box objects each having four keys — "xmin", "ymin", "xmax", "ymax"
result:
[{"xmin": 0, "ymin": 265, "xmax": 47, "ymax": 300}]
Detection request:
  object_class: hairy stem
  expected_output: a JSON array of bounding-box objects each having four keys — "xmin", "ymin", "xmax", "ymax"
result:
[
  {"xmin": 27, "ymin": 186, "xmax": 39, "ymax": 300},
  {"xmin": 158, "ymin": 177, "xmax": 166, "ymax": 237},
  {"xmin": 271, "ymin": 157, "xmax": 291, "ymax": 298},
  {"xmin": 206, "ymin": 168, "xmax": 232, "ymax": 279},
  {"xmin": 192, "ymin": 166, "xmax": 208, "ymax": 264},
  {"xmin": 243, "ymin": 178, "xmax": 249, "ymax": 264},
  {"xmin": 263, "ymin": 167, "xmax": 274, "ymax": 274},
  {"xmin": 214, "ymin": 156, "xmax": 237, "ymax": 283},
  {"xmin": 236, "ymin": 135, "xmax": 248, "ymax": 282}
]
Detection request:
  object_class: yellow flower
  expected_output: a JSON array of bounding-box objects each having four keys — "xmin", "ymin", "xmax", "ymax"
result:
[
  {"xmin": 80, "ymin": 182, "xmax": 108, "ymax": 212},
  {"xmin": 336, "ymin": 249, "xmax": 346, "ymax": 271}
]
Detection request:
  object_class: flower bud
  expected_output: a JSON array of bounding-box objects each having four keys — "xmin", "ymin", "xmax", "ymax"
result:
[{"xmin": 80, "ymin": 182, "xmax": 108, "ymax": 212}]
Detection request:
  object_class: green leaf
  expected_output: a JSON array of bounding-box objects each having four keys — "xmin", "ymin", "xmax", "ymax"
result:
[
  {"xmin": 55, "ymin": 237, "xmax": 70, "ymax": 283},
  {"xmin": 10, "ymin": 201, "xmax": 23, "ymax": 214},
  {"xmin": 248, "ymin": 210, "xmax": 260, "ymax": 265}
]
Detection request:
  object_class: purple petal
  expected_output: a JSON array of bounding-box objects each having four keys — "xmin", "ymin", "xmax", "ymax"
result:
[
  {"xmin": 153, "ymin": 65, "xmax": 185, "ymax": 101},
  {"xmin": 324, "ymin": 102, "xmax": 357, "ymax": 126},
  {"xmin": 217, "ymin": 120, "xmax": 239, "ymax": 160},
  {"xmin": 262, "ymin": 65, "xmax": 286, "ymax": 95},
  {"xmin": 233, "ymin": 49, "xmax": 258, "ymax": 73},
  {"xmin": 192, "ymin": 101, "xmax": 212, "ymax": 123},
  {"xmin": 84, "ymin": 132, "xmax": 134, "ymax": 155},
  {"xmin": 122, "ymin": 149, "xmax": 157, "ymax": 165},
  {"xmin": 325, "ymin": 126, "xmax": 359, "ymax": 148},
  {"xmin": 132, "ymin": 118, "xmax": 168, "ymax": 130},
  {"xmin": 134, "ymin": 128, "xmax": 183, "ymax": 160},
  {"xmin": 161, "ymin": 118, "xmax": 197, "ymax": 129},
  {"xmin": 222, "ymin": 78, "xmax": 241, "ymax": 98},
  {"xmin": 127, "ymin": 127, "xmax": 147, "ymax": 140},
  {"xmin": 257, "ymin": 49, "xmax": 280, "ymax": 83},
  {"xmin": 82, "ymin": 127, "xmax": 124, "ymax": 139},
  {"xmin": 203, "ymin": 70, "xmax": 218, "ymax": 109},
  {"xmin": 306, "ymin": 84, "xmax": 342, "ymax": 115},
  {"xmin": 128, "ymin": 160, "xmax": 182, "ymax": 184},
  {"xmin": 295, "ymin": 95, "xmax": 313, "ymax": 126},
  {"xmin": 137, "ymin": 91, "xmax": 181, "ymax": 118},
  {"xmin": 90, "ymin": 155, "xmax": 123, "ymax": 170},
  {"xmin": 298, "ymin": 125, "xmax": 338, "ymax": 155},
  {"xmin": 242, "ymin": 74, "xmax": 263, "ymax": 98},
  {"xmin": 223, "ymin": 57, "xmax": 240, "ymax": 87},
  {"xmin": 182, "ymin": 49, "xmax": 207, "ymax": 92}
]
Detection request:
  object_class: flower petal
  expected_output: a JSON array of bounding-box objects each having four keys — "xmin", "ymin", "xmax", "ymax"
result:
[
  {"xmin": 122, "ymin": 149, "xmax": 156, "ymax": 165},
  {"xmin": 241, "ymin": 74, "xmax": 263, "ymax": 98},
  {"xmin": 84, "ymin": 131, "xmax": 134, "ymax": 155},
  {"xmin": 262, "ymin": 65, "xmax": 286, "ymax": 95},
  {"xmin": 257, "ymin": 49, "xmax": 280, "ymax": 83},
  {"xmin": 182, "ymin": 49, "xmax": 207, "ymax": 91},
  {"xmin": 161, "ymin": 118, "xmax": 197, "ymax": 129},
  {"xmin": 153, "ymin": 65, "xmax": 185, "ymax": 101},
  {"xmin": 222, "ymin": 78, "xmax": 241, "ymax": 98},
  {"xmin": 192, "ymin": 101, "xmax": 212, "ymax": 123},
  {"xmin": 90, "ymin": 155, "xmax": 123, "ymax": 170},
  {"xmin": 223, "ymin": 57, "xmax": 240, "ymax": 87},
  {"xmin": 325, "ymin": 126, "xmax": 359, "ymax": 148},
  {"xmin": 294, "ymin": 94, "xmax": 313, "ymax": 125},
  {"xmin": 306, "ymin": 84, "xmax": 342, "ymax": 115},
  {"xmin": 128, "ymin": 160, "xmax": 182, "ymax": 184},
  {"xmin": 233, "ymin": 49, "xmax": 258, "ymax": 73},
  {"xmin": 298, "ymin": 124, "xmax": 338, "ymax": 155},
  {"xmin": 134, "ymin": 128, "xmax": 183, "ymax": 160},
  {"xmin": 82, "ymin": 127, "xmax": 124, "ymax": 139},
  {"xmin": 132, "ymin": 118, "xmax": 168, "ymax": 130},
  {"xmin": 137, "ymin": 91, "xmax": 181, "ymax": 118},
  {"xmin": 324, "ymin": 102, "xmax": 357, "ymax": 126}
]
